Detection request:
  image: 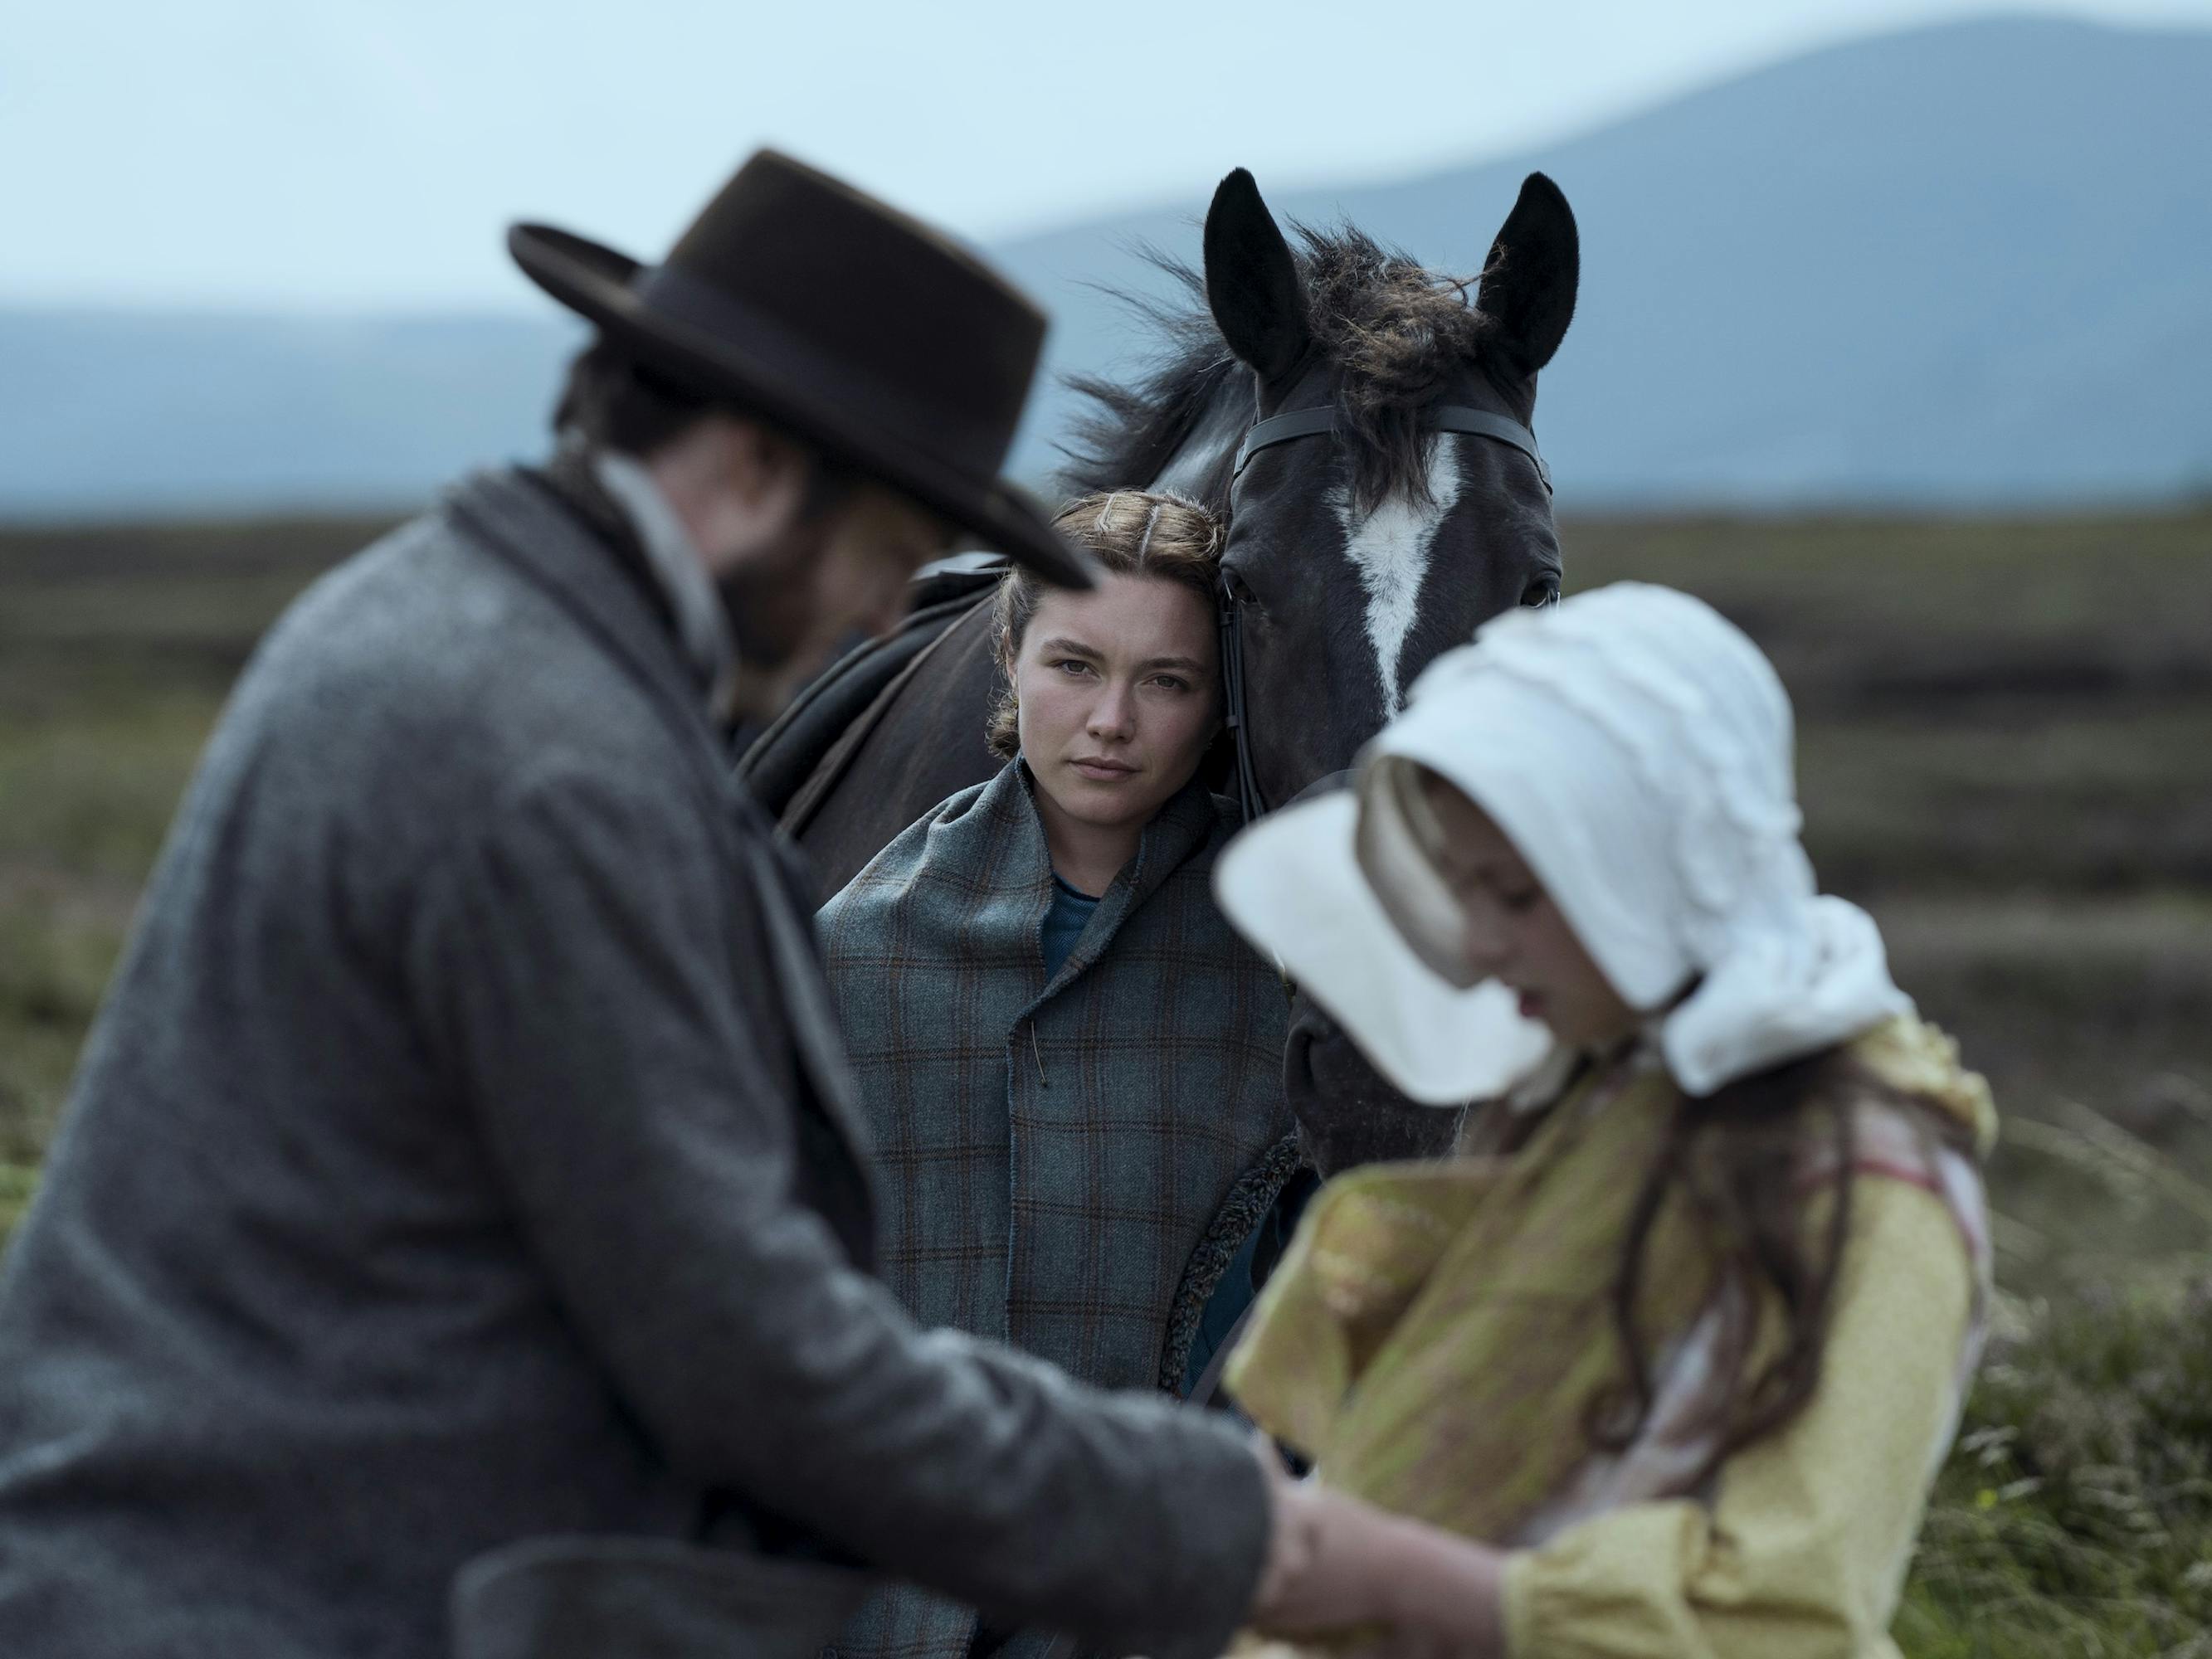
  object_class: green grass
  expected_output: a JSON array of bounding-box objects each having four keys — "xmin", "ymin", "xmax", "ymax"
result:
[
  {"xmin": 1902, "ymin": 1278, "xmax": 2212, "ymax": 1657},
  {"xmin": 0, "ymin": 876, "xmax": 134, "ymax": 1166},
  {"xmin": 1802, "ymin": 711, "xmax": 2212, "ymax": 897},
  {"xmin": 1, "ymin": 505, "xmax": 2209, "ymax": 1649},
  {"xmin": 0, "ymin": 694, "xmax": 224, "ymax": 880}
]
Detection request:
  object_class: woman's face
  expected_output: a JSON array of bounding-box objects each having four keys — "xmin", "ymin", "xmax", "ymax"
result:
[
  {"xmin": 1417, "ymin": 773, "xmax": 1640, "ymax": 1053},
  {"xmin": 1013, "ymin": 573, "xmax": 1220, "ymax": 840}
]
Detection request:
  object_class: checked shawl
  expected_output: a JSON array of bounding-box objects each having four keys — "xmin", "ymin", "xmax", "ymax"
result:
[
  {"xmin": 817, "ymin": 762, "xmax": 1294, "ymax": 1659},
  {"xmin": 817, "ymin": 761, "xmax": 1292, "ymax": 1392}
]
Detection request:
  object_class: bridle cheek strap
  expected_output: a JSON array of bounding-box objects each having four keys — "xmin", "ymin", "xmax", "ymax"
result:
[{"xmin": 1218, "ymin": 585, "xmax": 1264, "ymax": 828}]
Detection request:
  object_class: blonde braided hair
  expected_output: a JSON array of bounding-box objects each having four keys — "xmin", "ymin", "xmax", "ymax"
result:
[{"xmin": 985, "ymin": 489, "xmax": 1226, "ymax": 759}]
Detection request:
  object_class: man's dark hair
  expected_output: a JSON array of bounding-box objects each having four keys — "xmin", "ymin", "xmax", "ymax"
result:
[
  {"xmin": 555, "ymin": 338, "xmax": 715, "ymax": 458},
  {"xmin": 554, "ymin": 338, "xmax": 860, "ymax": 516}
]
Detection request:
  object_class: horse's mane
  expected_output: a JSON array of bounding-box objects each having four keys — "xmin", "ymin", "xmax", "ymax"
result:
[{"xmin": 1059, "ymin": 223, "xmax": 1501, "ymax": 515}]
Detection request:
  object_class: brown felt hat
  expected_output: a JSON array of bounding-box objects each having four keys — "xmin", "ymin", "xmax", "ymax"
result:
[{"xmin": 509, "ymin": 149, "xmax": 1096, "ymax": 589}]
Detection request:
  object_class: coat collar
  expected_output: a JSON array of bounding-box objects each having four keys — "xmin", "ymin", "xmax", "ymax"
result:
[
  {"xmin": 443, "ymin": 466, "xmax": 879, "ymax": 1182},
  {"xmin": 962, "ymin": 761, "xmax": 1225, "ymax": 1005},
  {"xmin": 446, "ymin": 466, "xmax": 719, "ymax": 761},
  {"xmin": 587, "ymin": 446, "xmax": 742, "ymax": 724}
]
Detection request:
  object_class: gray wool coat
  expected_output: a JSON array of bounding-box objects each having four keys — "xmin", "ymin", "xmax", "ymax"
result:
[
  {"xmin": 818, "ymin": 764, "xmax": 1299, "ymax": 1659},
  {"xmin": 0, "ymin": 469, "xmax": 1270, "ymax": 1659}
]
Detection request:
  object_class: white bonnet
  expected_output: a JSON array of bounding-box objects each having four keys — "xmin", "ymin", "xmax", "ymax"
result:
[{"xmin": 1215, "ymin": 581, "xmax": 1909, "ymax": 1102}]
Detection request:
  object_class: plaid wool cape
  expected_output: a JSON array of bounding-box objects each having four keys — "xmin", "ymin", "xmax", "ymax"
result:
[{"xmin": 817, "ymin": 761, "xmax": 1296, "ymax": 1659}]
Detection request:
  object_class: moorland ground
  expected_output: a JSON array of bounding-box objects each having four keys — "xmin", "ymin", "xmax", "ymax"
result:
[{"xmin": 3, "ymin": 508, "xmax": 2210, "ymax": 1649}]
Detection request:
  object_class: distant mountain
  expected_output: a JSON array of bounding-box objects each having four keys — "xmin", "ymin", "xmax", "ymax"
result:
[
  {"xmin": 0, "ymin": 311, "xmax": 580, "ymax": 518},
  {"xmin": 995, "ymin": 12, "xmax": 2212, "ymax": 505},
  {"xmin": 3, "ymin": 14, "xmax": 2207, "ymax": 518}
]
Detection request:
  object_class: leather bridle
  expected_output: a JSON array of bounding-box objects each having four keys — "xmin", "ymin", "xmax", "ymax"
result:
[
  {"xmin": 1216, "ymin": 402, "xmax": 1552, "ymax": 825},
  {"xmin": 1231, "ymin": 403, "xmax": 1551, "ymax": 491}
]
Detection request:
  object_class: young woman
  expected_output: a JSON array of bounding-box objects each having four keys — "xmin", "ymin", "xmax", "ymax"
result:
[
  {"xmin": 816, "ymin": 490, "xmax": 1303, "ymax": 1659},
  {"xmin": 1213, "ymin": 581, "xmax": 1996, "ymax": 1658}
]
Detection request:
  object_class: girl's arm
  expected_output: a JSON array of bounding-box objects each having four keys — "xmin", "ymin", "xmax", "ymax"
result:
[{"xmin": 1496, "ymin": 1174, "xmax": 1976, "ymax": 1659}]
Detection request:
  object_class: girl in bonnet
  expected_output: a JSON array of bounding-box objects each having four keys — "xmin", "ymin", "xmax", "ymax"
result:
[{"xmin": 1214, "ymin": 582, "xmax": 1995, "ymax": 1657}]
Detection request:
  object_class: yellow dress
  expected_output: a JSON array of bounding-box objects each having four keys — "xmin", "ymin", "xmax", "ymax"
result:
[{"xmin": 1225, "ymin": 1015, "xmax": 1995, "ymax": 1659}]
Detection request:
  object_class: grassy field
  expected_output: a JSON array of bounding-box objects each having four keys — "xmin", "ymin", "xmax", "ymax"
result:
[{"xmin": 2, "ymin": 506, "xmax": 2210, "ymax": 1647}]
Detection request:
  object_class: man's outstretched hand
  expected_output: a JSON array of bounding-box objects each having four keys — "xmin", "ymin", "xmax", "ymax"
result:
[{"xmin": 1245, "ymin": 1440, "xmax": 1507, "ymax": 1659}]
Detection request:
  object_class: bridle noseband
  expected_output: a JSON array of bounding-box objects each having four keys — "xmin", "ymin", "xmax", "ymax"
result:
[{"xmin": 1216, "ymin": 402, "xmax": 1551, "ymax": 825}]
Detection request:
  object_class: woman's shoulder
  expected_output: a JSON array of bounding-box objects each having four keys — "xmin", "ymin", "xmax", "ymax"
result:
[
  {"xmin": 1142, "ymin": 788, "xmax": 1246, "ymax": 879},
  {"xmin": 816, "ymin": 764, "xmax": 1026, "ymax": 927},
  {"xmin": 1131, "ymin": 795, "xmax": 1293, "ymax": 989}
]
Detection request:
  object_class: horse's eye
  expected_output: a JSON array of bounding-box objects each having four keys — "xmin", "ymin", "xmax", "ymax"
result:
[{"xmin": 1521, "ymin": 577, "xmax": 1560, "ymax": 608}]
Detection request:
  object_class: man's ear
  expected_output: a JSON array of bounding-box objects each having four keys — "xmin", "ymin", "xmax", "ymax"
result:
[
  {"xmin": 652, "ymin": 412, "xmax": 811, "ymax": 571},
  {"xmin": 714, "ymin": 414, "xmax": 812, "ymax": 509}
]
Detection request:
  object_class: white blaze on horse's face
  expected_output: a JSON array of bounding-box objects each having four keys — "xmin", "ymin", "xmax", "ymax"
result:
[{"xmin": 1332, "ymin": 436, "xmax": 1464, "ymax": 716}]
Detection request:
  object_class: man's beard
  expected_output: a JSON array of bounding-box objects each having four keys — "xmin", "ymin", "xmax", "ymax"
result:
[{"xmin": 713, "ymin": 513, "xmax": 840, "ymax": 714}]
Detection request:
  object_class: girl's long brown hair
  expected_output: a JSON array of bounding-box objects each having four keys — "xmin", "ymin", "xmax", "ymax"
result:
[
  {"xmin": 1596, "ymin": 1050, "xmax": 1973, "ymax": 1472},
  {"xmin": 1596, "ymin": 1050, "xmax": 1859, "ymax": 1470}
]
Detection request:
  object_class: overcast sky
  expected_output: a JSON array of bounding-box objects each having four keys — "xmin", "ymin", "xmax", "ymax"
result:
[{"xmin": 4, "ymin": 0, "xmax": 2207, "ymax": 311}]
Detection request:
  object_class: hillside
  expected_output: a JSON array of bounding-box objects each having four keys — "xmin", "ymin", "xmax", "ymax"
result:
[
  {"xmin": 2, "ymin": 14, "xmax": 2207, "ymax": 517},
  {"xmin": 996, "ymin": 13, "xmax": 2212, "ymax": 501}
]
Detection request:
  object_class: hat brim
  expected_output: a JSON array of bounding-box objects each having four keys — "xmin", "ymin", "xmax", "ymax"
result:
[
  {"xmin": 1213, "ymin": 793, "xmax": 1553, "ymax": 1106},
  {"xmin": 509, "ymin": 224, "xmax": 1097, "ymax": 591}
]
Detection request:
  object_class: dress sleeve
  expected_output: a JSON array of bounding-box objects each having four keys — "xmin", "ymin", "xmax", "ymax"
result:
[{"xmin": 1500, "ymin": 1175, "xmax": 1976, "ymax": 1659}]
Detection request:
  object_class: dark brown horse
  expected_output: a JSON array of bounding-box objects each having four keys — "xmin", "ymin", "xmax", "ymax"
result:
[{"xmin": 749, "ymin": 165, "xmax": 1576, "ymax": 879}]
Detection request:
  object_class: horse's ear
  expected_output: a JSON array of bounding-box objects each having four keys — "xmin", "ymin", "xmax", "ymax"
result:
[
  {"xmin": 1476, "ymin": 173, "xmax": 1579, "ymax": 378},
  {"xmin": 1204, "ymin": 169, "xmax": 1309, "ymax": 383}
]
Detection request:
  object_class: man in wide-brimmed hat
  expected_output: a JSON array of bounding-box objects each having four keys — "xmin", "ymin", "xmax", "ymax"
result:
[{"xmin": 0, "ymin": 152, "xmax": 1503, "ymax": 1659}]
